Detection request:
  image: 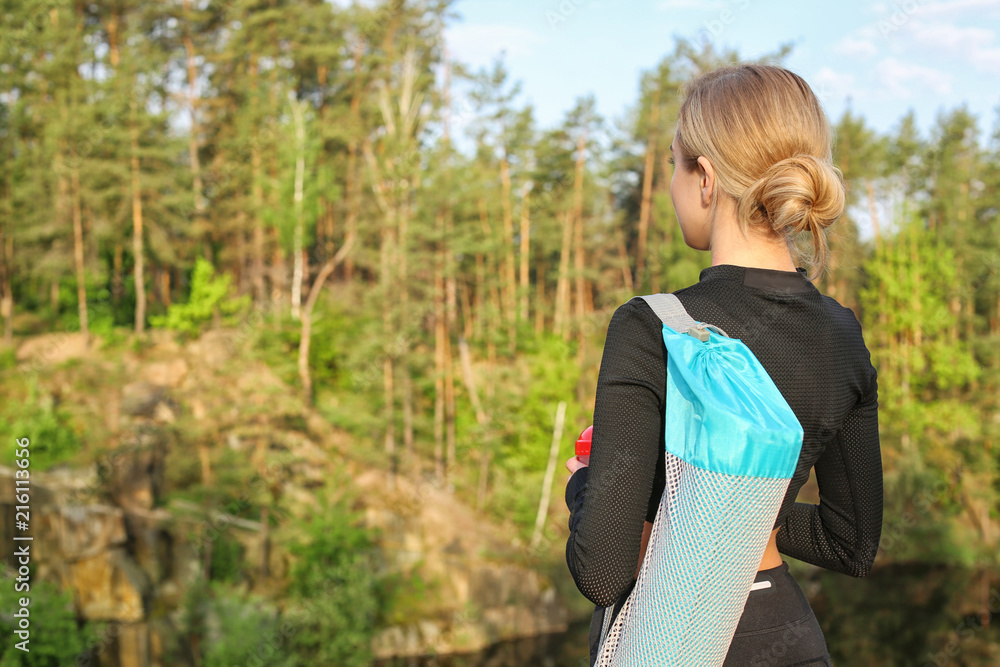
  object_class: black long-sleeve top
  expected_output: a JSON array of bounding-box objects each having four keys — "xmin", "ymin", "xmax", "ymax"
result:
[{"xmin": 565, "ymin": 264, "xmax": 882, "ymax": 608}]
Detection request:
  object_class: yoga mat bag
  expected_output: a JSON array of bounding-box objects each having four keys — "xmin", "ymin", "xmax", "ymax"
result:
[{"xmin": 594, "ymin": 293, "xmax": 804, "ymax": 667}]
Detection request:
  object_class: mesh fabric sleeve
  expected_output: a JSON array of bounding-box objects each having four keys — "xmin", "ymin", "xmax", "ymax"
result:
[
  {"xmin": 775, "ymin": 363, "xmax": 882, "ymax": 577},
  {"xmin": 565, "ymin": 300, "xmax": 667, "ymax": 607}
]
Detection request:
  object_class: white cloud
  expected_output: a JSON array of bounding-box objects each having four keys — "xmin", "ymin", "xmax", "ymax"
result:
[
  {"xmin": 833, "ymin": 35, "xmax": 879, "ymax": 58},
  {"xmin": 445, "ymin": 24, "xmax": 546, "ymax": 65},
  {"xmin": 873, "ymin": 57, "xmax": 952, "ymax": 98},
  {"xmin": 910, "ymin": 23, "xmax": 994, "ymax": 50},
  {"xmin": 908, "ymin": 22, "xmax": 1000, "ymax": 74},
  {"xmin": 913, "ymin": 0, "xmax": 1000, "ymax": 20},
  {"xmin": 971, "ymin": 47, "xmax": 1000, "ymax": 73},
  {"xmin": 812, "ymin": 67, "xmax": 858, "ymax": 107}
]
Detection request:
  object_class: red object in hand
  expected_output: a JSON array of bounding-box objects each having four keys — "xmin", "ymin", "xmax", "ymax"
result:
[{"xmin": 575, "ymin": 425, "xmax": 593, "ymax": 457}]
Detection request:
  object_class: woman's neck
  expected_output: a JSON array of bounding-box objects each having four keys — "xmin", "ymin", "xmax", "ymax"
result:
[{"xmin": 708, "ymin": 209, "xmax": 798, "ymax": 272}]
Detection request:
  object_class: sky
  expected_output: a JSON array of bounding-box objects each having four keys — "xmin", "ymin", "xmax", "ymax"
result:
[{"xmin": 444, "ymin": 0, "xmax": 1000, "ymax": 145}]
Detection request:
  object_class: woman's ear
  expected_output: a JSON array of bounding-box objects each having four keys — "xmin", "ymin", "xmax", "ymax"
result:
[{"xmin": 697, "ymin": 155, "xmax": 715, "ymax": 208}]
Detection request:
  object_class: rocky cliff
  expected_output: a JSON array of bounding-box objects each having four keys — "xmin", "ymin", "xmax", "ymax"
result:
[{"xmin": 0, "ymin": 330, "xmax": 581, "ymax": 665}]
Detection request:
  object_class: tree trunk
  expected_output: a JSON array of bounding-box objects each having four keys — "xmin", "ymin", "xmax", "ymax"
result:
[
  {"xmin": 397, "ymin": 176, "xmax": 415, "ymax": 460},
  {"xmin": 475, "ymin": 198, "xmax": 491, "ymax": 344},
  {"xmin": 444, "ymin": 290, "xmax": 457, "ymax": 480},
  {"xmin": 459, "ymin": 281, "xmax": 474, "ymax": 347},
  {"xmin": 380, "ymin": 221, "xmax": 397, "ymax": 488},
  {"xmin": 482, "ymin": 198, "xmax": 500, "ymax": 370},
  {"xmin": 266, "ymin": 7, "xmax": 283, "ymax": 304},
  {"xmin": 289, "ymin": 92, "xmax": 306, "ymax": 320},
  {"xmin": 572, "ymin": 132, "xmax": 587, "ymax": 358},
  {"xmin": 617, "ymin": 227, "xmax": 634, "ymax": 292},
  {"xmin": 474, "ymin": 252, "xmax": 485, "ymax": 340},
  {"xmin": 161, "ymin": 270, "xmax": 171, "ymax": 309},
  {"xmin": 531, "ymin": 401, "xmax": 566, "ymax": 549},
  {"xmin": 535, "ymin": 258, "xmax": 546, "ymax": 334},
  {"xmin": 500, "ymin": 156, "xmax": 517, "ymax": 351},
  {"xmin": 458, "ymin": 338, "xmax": 491, "ymax": 512},
  {"xmin": 316, "ymin": 63, "xmax": 331, "ymax": 263},
  {"xmin": 444, "ymin": 216, "xmax": 458, "ymax": 480},
  {"xmin": 440, "ymin": 48, "xmax": 458, "ymax": 481},
  {"xmin": 434, "ymin": 215, "xmax": 446, "ymax": 479},
  {"xmin": 182, "ymin": 0, "xmax": 206, "ymax": 249},
  {"xmin": 383, "ymin": 354, "xmax": 396, "ymax": 489},
  {"xmin": 236, "ymin": 215, "xmax": 249, "ymax": 294},
  {"xmin": 299, "ymin": 235, "xmax": 355, "ymax": 404},
  {"xmin": 270, "ymin": 230, "xmax": 285, "ymax": 307},
  {"xmin": 635, "ymin": 84, "xmax": 660, "ymax": 291},
  {"xmin": 519, "ymin": 184, "xmax": 531, "ymax": 323},
  {"xmin": 70, "ymin": 166, "xmax": 89, "ymax": 342},
  {"xmin": 344, "ymin": 42, "xmax": 363, "ymax": 283},
  {"xmin": 555, "ymin": 209, "xmax": 572, "ymax": 338},
  {"xmin": 129, "ymin": 120, "xmax": 145, "ymax": 334},
  {"xmin": 250, "ymin": 57, "xmax": 266, "ymax": 303}
]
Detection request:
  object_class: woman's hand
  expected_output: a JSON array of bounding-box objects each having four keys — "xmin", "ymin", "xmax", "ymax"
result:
[{"xmin": 565, "ymin": 455, "xmax": 589, "ymax": 474}]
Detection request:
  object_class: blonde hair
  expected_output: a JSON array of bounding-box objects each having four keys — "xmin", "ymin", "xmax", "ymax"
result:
[{"xmin": 674, "ymin": 63, "xmax": 845, "ymax": 281}]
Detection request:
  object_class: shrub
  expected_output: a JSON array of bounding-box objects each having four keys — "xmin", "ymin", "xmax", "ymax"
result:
[
  {"xmin": 0, "ymin": 379, "xmax": 80, "ymax": 470},
  {"xmin": 283, "ymin": 499, "xmax": 381, "ymax": 667},
  {"xmin": 150, "ymin": 258, "xmax": 250, "ymax": 337},
  {"xmin": 0, "ymin": 573, "xmax": 88, "ymax": 666}
]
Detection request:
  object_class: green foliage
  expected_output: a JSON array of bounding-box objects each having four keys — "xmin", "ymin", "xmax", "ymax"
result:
[
  {"xmin": 178, "ymin": 577, "xmax": 210, "ymax": 655},
  {"xmin": 202, "ymin": 584, "xmax": 292, "ymax": 667},
  {"xmin": 815, "ymin": 564, "xmax": 1000, "ymax": 666},
  {"xmin": 0, "ymin": 573, "xmax": 88, "ymax": 666},
  {"xmin": 483, "ymin": 332, "xmax": 587, "ymax": 531},
  {"xmin": 860, "ymin": 206, "xmax": 998, "ymax": 567},
  {"xmin": 246, "ymin": 301, "xmax": 346, "ymax": 394},
  {"xmin": 209, "ymin": 533, "xmax": 244, "ymax": 584},
  {"xmin": 0, "ymin": 379, "xmax": 81, "ymax": 470},
  {"xmin": 381, "ymin": 567, "xmax": 441, "ymax": 627},
  {"xmin": 305, "ymin": 304, "xmax": 348, "ymax": 390},
  {"xmin": 283, "ymin": 496, "xmax": 381, "ymax": 667},
  {"xmin": 0, "ymin": 346, "xmax": 17, "ymax": 371},
  {"xmin": 3, "ymin": 3, "xmax": 1000, "ymax": 662},
  {"xmin": 150, "ymin": 259, "xmax": 250, "ymax": 337}
]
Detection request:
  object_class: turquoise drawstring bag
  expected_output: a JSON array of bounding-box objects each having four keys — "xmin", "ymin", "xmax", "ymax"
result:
[{"xmin": 594, "ymin": 293, "xmax": 804, "ymax": 667}]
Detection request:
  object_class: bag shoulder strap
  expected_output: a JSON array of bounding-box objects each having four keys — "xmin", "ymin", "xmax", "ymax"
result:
[{"xmin": 632, "ymin": 293, "xmax": 729, "ymax": 340}]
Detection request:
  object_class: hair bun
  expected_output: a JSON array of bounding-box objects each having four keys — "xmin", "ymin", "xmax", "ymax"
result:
[{"xmin": 740, "ymin": 154, "xmax": 845, "ymax": 235}]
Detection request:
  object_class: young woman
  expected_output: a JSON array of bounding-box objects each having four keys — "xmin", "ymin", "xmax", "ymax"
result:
[{"xmin": 564, "ymin": 63, "xmax": 882, "ymax": 666}]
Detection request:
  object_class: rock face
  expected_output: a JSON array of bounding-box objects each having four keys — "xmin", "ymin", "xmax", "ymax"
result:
[
  {"xmin": 0, "ymin": 437, "xmax": 182, "ymax": 667},
  {"xmin": 0, "ymin": 466, "xmax": 148, "ymax": 663},
  {"xmin": 356, "ymin": 471, "xmax": 571, "ymax": 659},
  {"xmin": 3, "ymin": 461, "xmax": 573, "ymax": 665},
  {"xmin": 2, "ymin": 329, "xmax": 578, "ymax": 665}
]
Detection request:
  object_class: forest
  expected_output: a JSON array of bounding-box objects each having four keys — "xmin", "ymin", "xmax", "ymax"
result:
[{"xmin": 1, "ymin": 0, "xmax": 999, "ymax": 665}]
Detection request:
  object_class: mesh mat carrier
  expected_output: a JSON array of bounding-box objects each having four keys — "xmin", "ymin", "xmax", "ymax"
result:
[{"xmin": 594, "ymin": 293, "xmax": 804, "ymax": 667}]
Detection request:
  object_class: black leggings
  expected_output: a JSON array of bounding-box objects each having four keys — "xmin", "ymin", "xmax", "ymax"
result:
[
  {"xmin": 722, "ymin": 561, "xmax": 832, "ymax": 666},
  {"xmin": 588, "ymin": 561, "xmax": 832, "ymax": 666}
]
